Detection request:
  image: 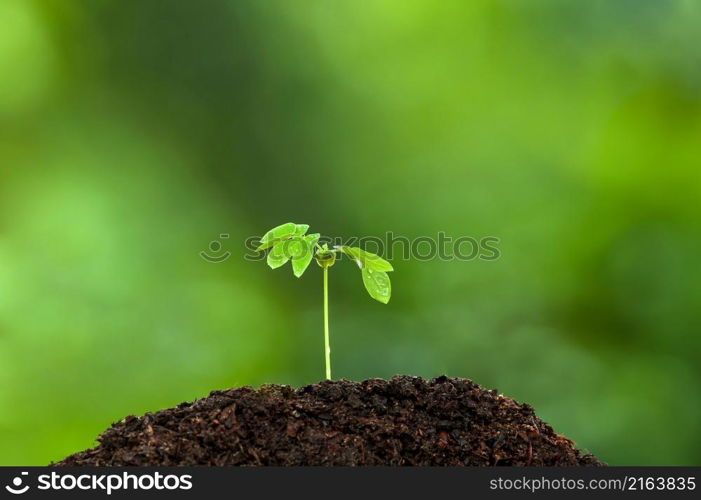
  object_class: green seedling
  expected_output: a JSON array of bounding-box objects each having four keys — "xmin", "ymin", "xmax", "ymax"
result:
[{"xmin": 255, "ymin": 222, "xmax": 393, "ymax": 380}]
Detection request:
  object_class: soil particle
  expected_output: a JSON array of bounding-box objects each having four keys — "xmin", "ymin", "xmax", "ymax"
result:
[{"xmin": 57, "ymin": 376, "xmax": 602, "ymax": 466}]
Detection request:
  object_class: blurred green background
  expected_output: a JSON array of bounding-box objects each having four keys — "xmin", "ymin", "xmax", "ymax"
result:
[{"xmin": 1, "ymin": 0, "xmax": 700, "ymax": 466}]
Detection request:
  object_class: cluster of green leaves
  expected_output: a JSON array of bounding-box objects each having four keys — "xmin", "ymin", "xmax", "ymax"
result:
[
  {"xmin": 256, "ymin": 222, "xmax": 393, "ymax": 303},
  {"xmin": 256, "ymin": 222, "xmax": 320, "ymax": 278}
]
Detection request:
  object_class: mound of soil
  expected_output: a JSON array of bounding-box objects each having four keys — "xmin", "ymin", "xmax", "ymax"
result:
[{"xmin": 58, "ymin": 376, "xmax": 602, "ymax": 466}]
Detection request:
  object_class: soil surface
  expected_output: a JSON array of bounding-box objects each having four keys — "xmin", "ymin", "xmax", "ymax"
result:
[{"xmin": 58, "ymin": 376, "xmax": 602, "ymax": 466}]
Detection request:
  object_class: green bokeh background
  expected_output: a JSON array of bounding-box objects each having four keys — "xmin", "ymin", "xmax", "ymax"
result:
[{"xmin": 1, "ymin": 0, "xmax": 700, "ymax": 465}]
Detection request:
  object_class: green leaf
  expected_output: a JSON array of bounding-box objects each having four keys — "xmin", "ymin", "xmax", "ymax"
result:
[
  {"xmin": 293, "ymin": 224, "xmax": 309, "ymax": 237},
  {"xmin": 339, "ymin": 246, "xmax": 393, "ymax": 271},
  {"xmin": 267, "ymin": 241, "xmax": 291, "ymax": 269},
  {"xmin": 361, "ymin": 268, "xmax": 391, "ymax": 303},
  {"xmin": 292, "ymin": 233, "xmax": 320, "ymax": 277},
  {"xmin": 256, "ymin": 222, "xmax": 297, "ymax": 251}
]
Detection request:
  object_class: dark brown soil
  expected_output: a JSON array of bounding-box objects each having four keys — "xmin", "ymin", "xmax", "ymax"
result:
[{"xmin": 57, "ymin": 376, "xmax": 602, "ymax": 466}]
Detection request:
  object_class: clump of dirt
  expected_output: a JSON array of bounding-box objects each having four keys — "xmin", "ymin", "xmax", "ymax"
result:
[{"xmin": 57, "ymin": 376, "xmax": 602, "ymax": 466}]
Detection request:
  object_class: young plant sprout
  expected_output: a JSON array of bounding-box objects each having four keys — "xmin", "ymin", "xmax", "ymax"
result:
[{"xmin": 255, "ymin": 222, "xmax": 393, "ymax": 380}]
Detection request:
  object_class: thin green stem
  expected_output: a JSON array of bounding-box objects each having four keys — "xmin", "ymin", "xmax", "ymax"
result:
[{"xmin": 323, "ymin": 265, "xmax": 331, "ymax": 380}]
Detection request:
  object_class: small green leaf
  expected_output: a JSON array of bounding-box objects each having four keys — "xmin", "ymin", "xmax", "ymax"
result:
[
  {"xmin": 256, "ymin": 222, "xmax": 297, "ymax": 251},
  {"xmin": 294, "ymin": 224, "xmax": 309, "ymax": 237},
  {"xmin": 315, "ymin": 244, "xmax": 337, "ymax": 268},
  {"xmin": 339, "ymin": 246, "xmax": 393, "ymax": 272},
  {"xmin": 361, "ymin": 268, "xmax": 391, "ymax": 304},
  {"xmin": 292, "ymin": 233, "xmax": 320, "ymax": 277},
  {"xmin": 267, "ymin": 241, "xmax": 291, "ymax": 269}
]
